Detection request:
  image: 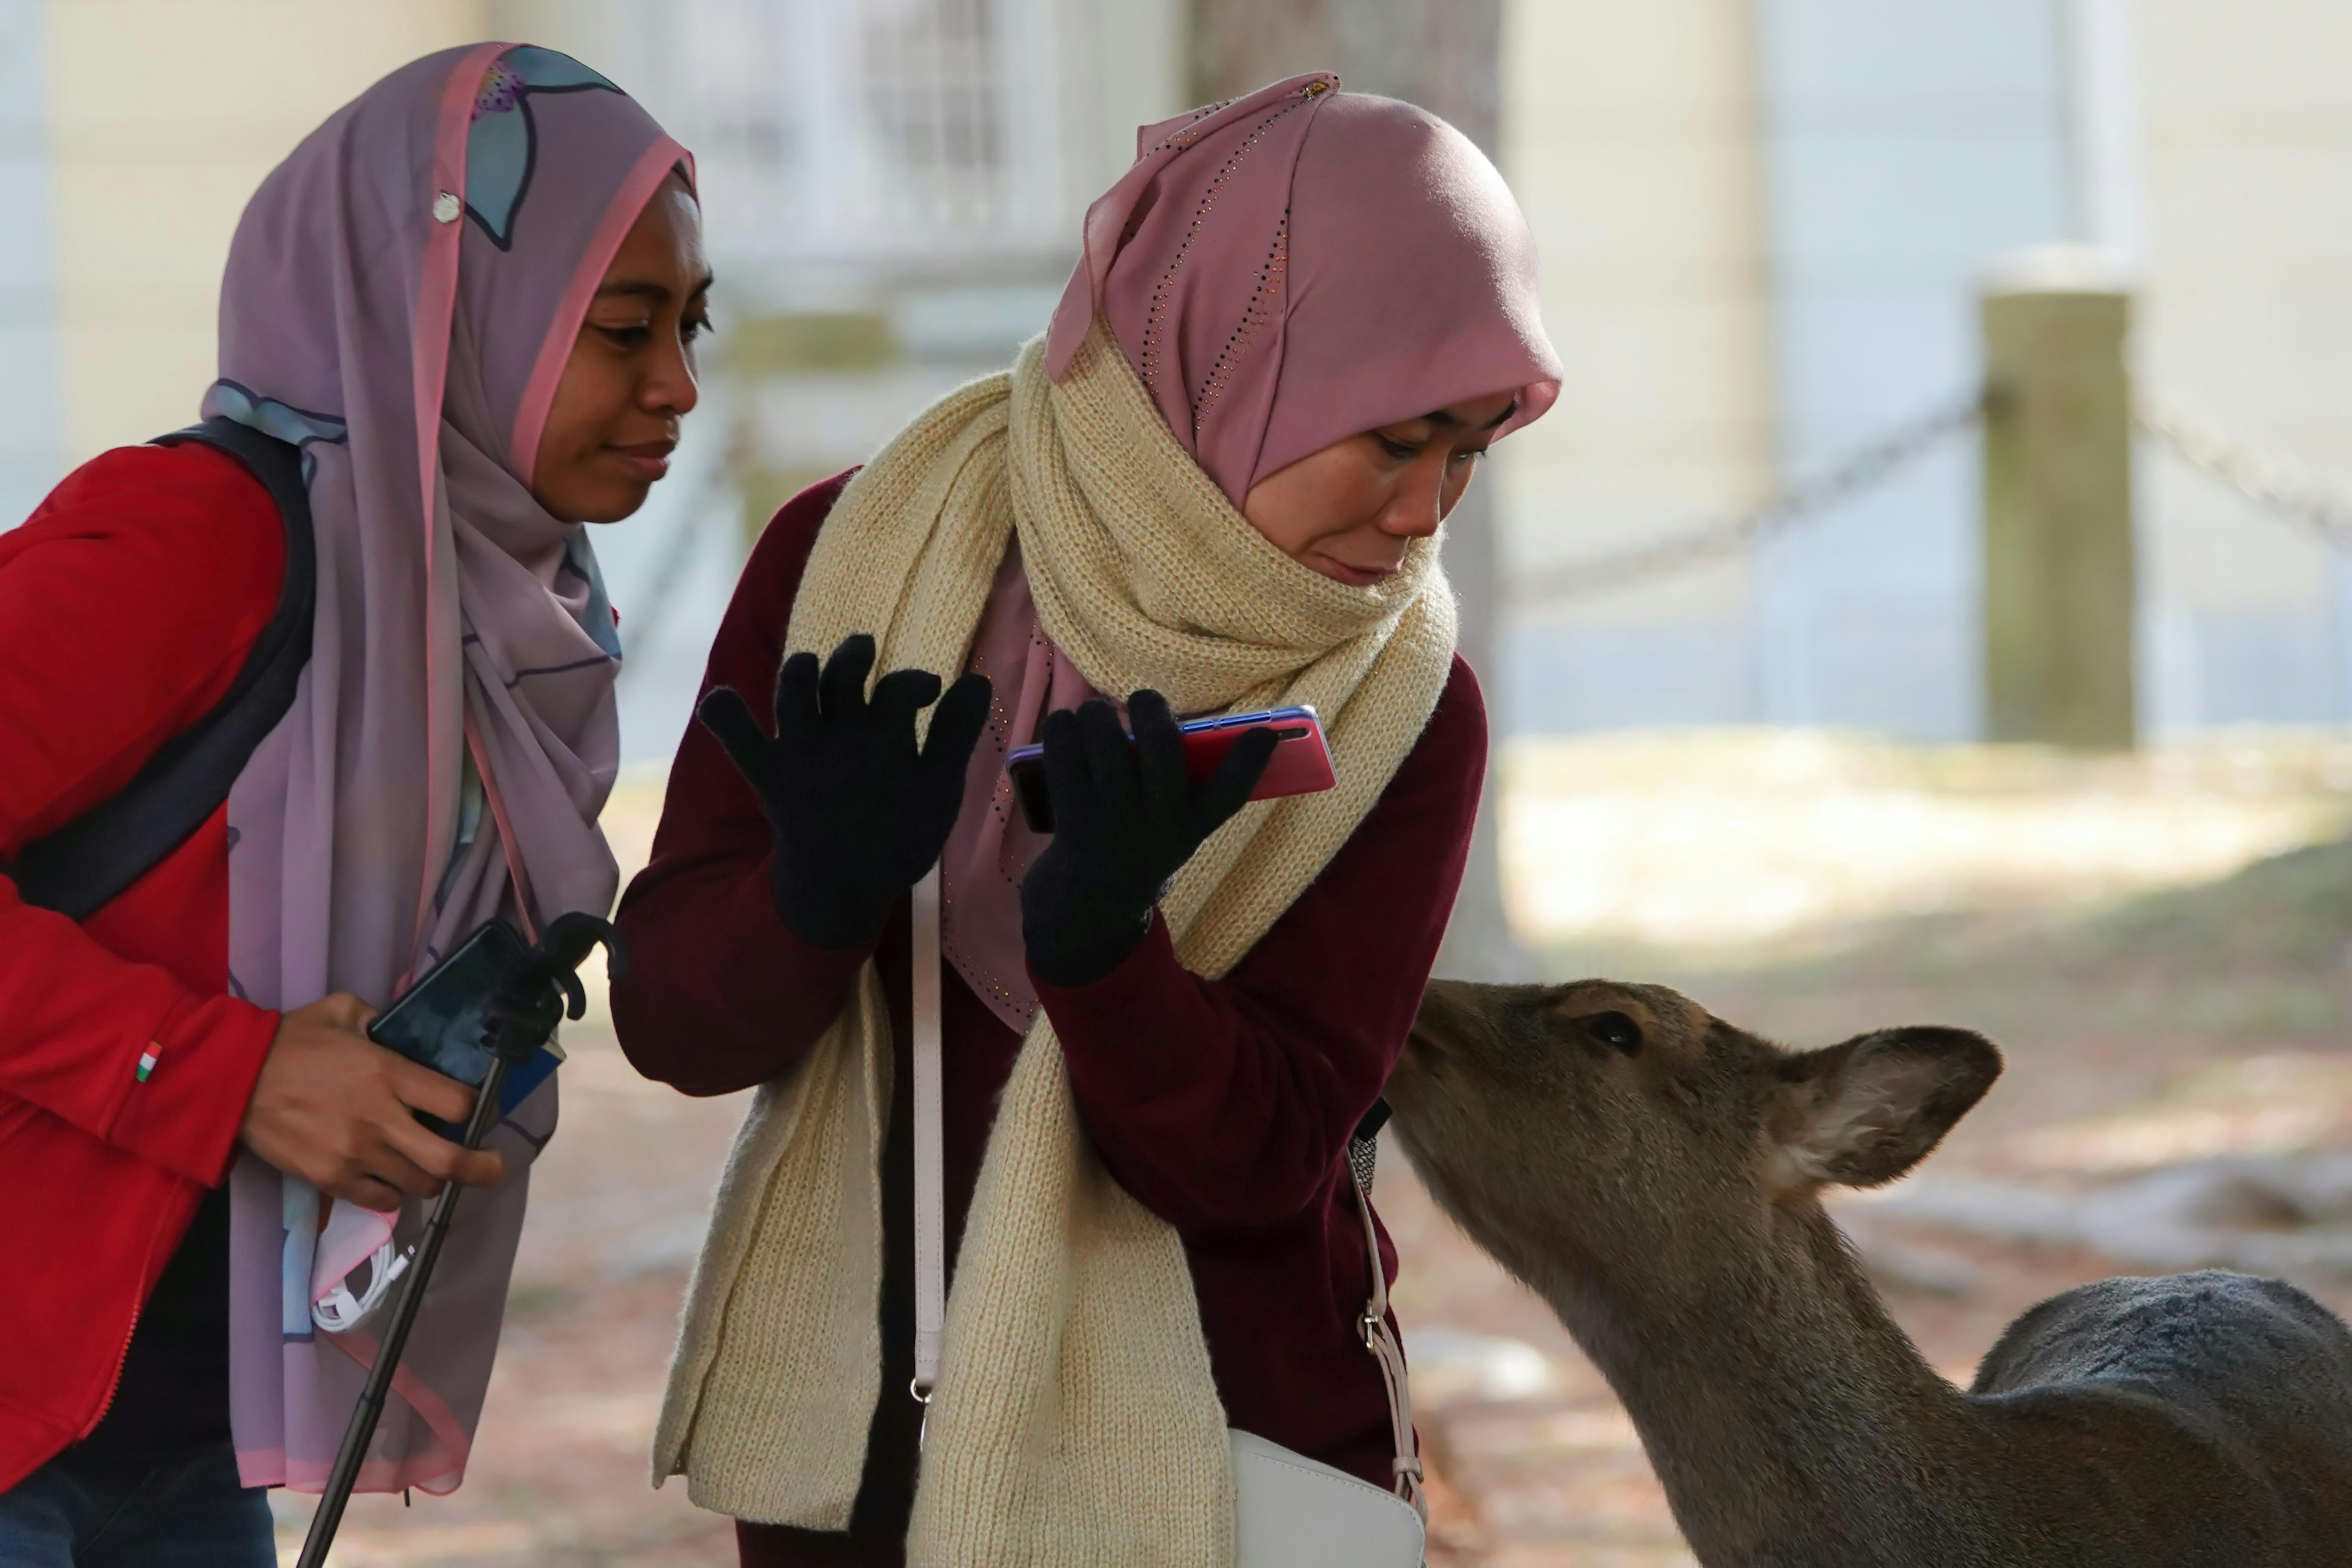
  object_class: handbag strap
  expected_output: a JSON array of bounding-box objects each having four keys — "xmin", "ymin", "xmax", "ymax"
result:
[
  {"xmin": 1350, "ymin": 1167, "xmax": 1426, "ymax": 1515},
  {"xmin": 908, "ymin": 864, "xmax": 1424, "ymax": 1516},
  {"xmin": 912, "ymin": 865, "xmax": 947, "ymax": 1403}
]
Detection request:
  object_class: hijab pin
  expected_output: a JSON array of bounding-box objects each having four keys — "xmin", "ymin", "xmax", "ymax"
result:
[{"xmin": 432, "ymin": 190, "xmax": 462, "ymax": 224}]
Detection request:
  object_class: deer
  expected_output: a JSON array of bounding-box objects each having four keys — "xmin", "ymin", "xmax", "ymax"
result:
[{"xmin": 1389, "ymin": 978, "xmax": 2352, "ymax": 1567}]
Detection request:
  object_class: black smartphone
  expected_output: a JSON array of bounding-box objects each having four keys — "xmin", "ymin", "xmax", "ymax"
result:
[{"xmin": 366, "ymin": 918, "xmax": 562, "ymax": 1139}]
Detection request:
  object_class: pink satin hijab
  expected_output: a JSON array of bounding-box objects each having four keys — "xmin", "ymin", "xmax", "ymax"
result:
[
  {"xmin": 1046, "ymin": 72, "xmax": 1561, "ymax": 508},
  {"xmin": 939, "ymin": 542, "xmax": 1098, "ymax": 1030},
  {"xmin": 943, "ymin": 75, "xmax": 1559, "ymax": 1030}
]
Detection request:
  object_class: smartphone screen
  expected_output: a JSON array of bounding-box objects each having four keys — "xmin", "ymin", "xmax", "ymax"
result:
[
  {"xmin": 367, "ymin": 918, "xmax": 562, "ymax": 1139},
  {"xmin": 1005, "ymin": 705, "xmax": 1335, "ymax": 833}
]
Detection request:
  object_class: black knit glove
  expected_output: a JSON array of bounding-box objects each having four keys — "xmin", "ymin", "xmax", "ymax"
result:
[
  {"xmin": 699, "ymin": 634, "xmax": 992, "ymax": 950},
  {"xmin": 1019, "ymin": 690, "xmax": 1278, "ymax": 988}
]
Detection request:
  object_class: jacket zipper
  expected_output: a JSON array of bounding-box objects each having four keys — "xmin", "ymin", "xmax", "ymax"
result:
[
  {"xmin": 78, "ymin": 1291, "xmax": 145, "ymax": 1439},
  {"xmin": 77, "ymin": 1200, "xmax": 176, "ymax": 1438},
  {"xmin": 0, "ymin": 1094, "xmax": 149, "ymax": 1439}
]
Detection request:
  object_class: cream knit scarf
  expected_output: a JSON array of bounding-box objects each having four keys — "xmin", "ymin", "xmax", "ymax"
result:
[{"xmin": 652, "ymin": 322, "xmax": 1457, "ymax": 1566}]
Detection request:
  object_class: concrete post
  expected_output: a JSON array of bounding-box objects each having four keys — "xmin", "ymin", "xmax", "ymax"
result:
[{"xmin": 1981, "ymin": 247, "xmax": 2137, "ymax": 748}]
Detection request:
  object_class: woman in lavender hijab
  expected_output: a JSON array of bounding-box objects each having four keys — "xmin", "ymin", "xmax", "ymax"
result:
[{"xmin": 0, "ymin": 44, "xmax": 702, "ymax": 1564}]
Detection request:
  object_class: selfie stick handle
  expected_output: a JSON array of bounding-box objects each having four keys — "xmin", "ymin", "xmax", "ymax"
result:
[
  {"xmin": 296, "ymin": 914, "xmax": 622, "ymax": 1568},
  {"xmin": 296, "ymin": 1049, "xmax": 513, "ymax": 1568}
]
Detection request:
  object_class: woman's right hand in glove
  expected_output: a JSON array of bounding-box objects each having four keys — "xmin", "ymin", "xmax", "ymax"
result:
[
  {"xmin": 1018, "ymin": 690, "xmax": 1278, "ymax": 987},
  {"xmin": 698, "ymin": 633, "xmax": 992, "ymax": 950}
]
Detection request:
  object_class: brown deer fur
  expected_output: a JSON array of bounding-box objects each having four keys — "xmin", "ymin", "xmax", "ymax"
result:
[{"xmin": 1390, "ymin": 979, "xmax": 2352, "ymax": 1567}]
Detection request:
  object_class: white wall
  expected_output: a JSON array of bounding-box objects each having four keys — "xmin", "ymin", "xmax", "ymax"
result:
[
  {"xmin": 1494, "ymin": 0, "xmax": 2083, "ymax": 743},
  {"xmin": 1495, "ymin": 0, "xmax": 1777, "ymax": 733},
  {"xmin": 2128, "ymin": 0, "xmax": 2352, "ymax": 726},
  {"xmin": 1499, "ymin": 0, "xmax": 2352, "ymax": 739},
  {"xmin": 1751, "ymin": 0, "xmax": 2074, "ymax": 741},
  {"xmin": 0, "ymin": 0, "xmax": 59, "ymax": 530},
  {"xmin": 37, "ymin": 1, "xmax": 488, "ymax": 466}
]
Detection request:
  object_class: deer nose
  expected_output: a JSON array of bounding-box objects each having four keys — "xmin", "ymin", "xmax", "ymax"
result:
[{"xmin": 1411, "ymin": 979, "xmax": 1486, "ymax": 1054}]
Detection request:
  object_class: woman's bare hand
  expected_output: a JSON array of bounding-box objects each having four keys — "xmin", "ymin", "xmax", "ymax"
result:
[{"xmin": 238, "ymin": 992, "xmax": 507, "ymax": 1212}]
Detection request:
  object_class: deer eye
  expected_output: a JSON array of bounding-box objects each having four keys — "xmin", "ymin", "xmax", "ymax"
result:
[{"xmin": 1583, "ymin": 1010, "xmax": 1643, "ymax": 1056}]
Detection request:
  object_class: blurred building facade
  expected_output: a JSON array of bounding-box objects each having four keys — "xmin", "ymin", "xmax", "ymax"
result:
[
  {"xmin": 2, "ymin": 0, "xmax": 2349, "ymax": 750},
  {"xmin": 1502, "ymin": 0, "xmax": 2352, "ymax": 737},
  {"xmin": 644, "ymin": 0, "xmax": 1182, "ymax": 536}
]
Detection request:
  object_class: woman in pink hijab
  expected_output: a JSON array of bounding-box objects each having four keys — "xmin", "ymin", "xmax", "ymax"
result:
[
  {"xmin": 0, "ymin": 43, "xmax": 701, "ymax": 1564},
  {"xmin": 617, "ymin": 74, "xmax": 1559, "ymax": 1566}
]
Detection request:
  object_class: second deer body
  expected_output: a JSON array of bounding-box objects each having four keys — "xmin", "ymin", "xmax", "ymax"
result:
[{"xmin": 1392, "ymin": 979, "xmax": 2352, "ymax": 1567}]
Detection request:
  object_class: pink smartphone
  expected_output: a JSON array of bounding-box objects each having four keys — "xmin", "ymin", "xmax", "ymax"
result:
[{"xmin": 1005, "ymin": 705, "xmax": 1336, "ymax": 833}]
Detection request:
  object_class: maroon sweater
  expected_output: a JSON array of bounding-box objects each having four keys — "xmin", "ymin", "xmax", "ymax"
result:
[{"xmin": 611, "ymin": 473, "xmax": 1484, "ymax": 1566}]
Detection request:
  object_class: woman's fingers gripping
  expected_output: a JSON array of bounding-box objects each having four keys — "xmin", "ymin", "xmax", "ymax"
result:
[
  {"xmin": 376, "ymin": 1111, "xmax": 507, "ymax": 1199},
  {"xmin": 1073, "ymin": 699, "xmax": 1143, "ymax": 826},
  {"xmin": 1127, "ymin": 690, "xmax": 1190, "ymax": 827},
  {"xmin": 1194, "ymin": 725, "xmax": 1280, "ymax": 837},
  {"xmin": 382, "ymin": 1054, "xmax": 508, "ymax": 1188},
  {"xmin": 1038, "ymin": 706, "xmax": 1098, "ymax": 836}
]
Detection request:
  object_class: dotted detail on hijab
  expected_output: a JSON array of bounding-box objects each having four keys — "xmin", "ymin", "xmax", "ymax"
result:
[
  {"xmin": 1137, "ymin": 83, "xmax": 1324, "ymax": 408},
  {"xmin": 1144, "ymin": 88, "xmax": 1250, "ymax": 159},
  {"xmin": 1191, "ymin": 206, "xmax": 1288, "ymax": 428}
]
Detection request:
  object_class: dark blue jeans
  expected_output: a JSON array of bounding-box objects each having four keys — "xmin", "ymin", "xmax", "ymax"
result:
[{"xmin": 0, "ymin": 1441, "xmax": 273, "ymax": 1567}]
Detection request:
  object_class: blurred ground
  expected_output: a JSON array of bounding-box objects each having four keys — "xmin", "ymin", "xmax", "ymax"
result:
[{"xmin": 278, "ymin": 731, "xmax": 2352, "ymax": 1565}]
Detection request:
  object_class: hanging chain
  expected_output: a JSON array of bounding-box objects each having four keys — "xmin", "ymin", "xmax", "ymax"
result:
[
  {"xmin": 632, "ymin": 394, "xmax": 2343, "ymax": 634},
  {"xmin": 1507, "ymin": 390, "xmax": 1988, "ymax": 608},
  {"xmin": 2136, "ymin": 405, "xmax": 2352, "ymax": 549}
]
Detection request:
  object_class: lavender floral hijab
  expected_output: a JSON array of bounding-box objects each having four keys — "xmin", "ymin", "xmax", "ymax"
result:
[{"xmin": 209, "ymin": 43, "xmax": 690, "ymax": 1494}]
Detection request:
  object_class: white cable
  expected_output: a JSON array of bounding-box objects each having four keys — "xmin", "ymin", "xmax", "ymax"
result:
[{"xmin": 311, "ymin": 1240, "xmax": 412, "ymax": 1335}]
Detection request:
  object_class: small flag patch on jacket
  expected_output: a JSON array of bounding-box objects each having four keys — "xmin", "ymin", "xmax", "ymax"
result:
[{"xmin": 136, "ymin": 1046, "xmax": 160, "ymax": 1083}]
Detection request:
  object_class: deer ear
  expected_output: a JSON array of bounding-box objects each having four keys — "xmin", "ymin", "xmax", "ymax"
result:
[{"xmin": 1768, "ymin": 1027, "xmax": 2002, "ymax": 1193}]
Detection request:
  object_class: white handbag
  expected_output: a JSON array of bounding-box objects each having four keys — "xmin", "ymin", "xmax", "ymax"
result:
[{"xmin": 910, "ymin": 869, "xmax": 1427, "ymax": 1567}]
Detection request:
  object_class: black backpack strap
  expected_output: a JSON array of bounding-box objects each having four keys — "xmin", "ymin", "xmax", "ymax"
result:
[{"xmin": 10, "ymin": 417, "xmax": 317, "ymax": 921}]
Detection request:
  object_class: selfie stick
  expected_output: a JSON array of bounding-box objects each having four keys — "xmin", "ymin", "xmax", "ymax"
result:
[{"xmin": 296, "ymin": 913, "xmax": 627, "ymax": 1568}]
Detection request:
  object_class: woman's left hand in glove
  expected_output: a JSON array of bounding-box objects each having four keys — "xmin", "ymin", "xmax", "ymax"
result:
[
  {"xmin": 698, "ymin": 633, "xmax": 993, "ymax": 950},
  {"xmin": 1019, "ymin": 690, "xmax": 1278, "ymax": 987}
]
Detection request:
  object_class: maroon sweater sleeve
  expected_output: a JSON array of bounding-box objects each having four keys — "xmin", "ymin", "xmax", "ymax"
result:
[
  {"xmin": 1036, "ymin": 658, "xmax": 1485, "ymax": 1231},
  {"xmin": 0, "ymin": 443, "xmax": 286, "ymax": 1186},
  {"xmin": 609, "ymin": 472, "xmax": 878, "ymax": 1096}
]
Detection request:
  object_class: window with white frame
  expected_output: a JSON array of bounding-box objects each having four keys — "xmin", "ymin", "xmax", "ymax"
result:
[{"xmin": 677, "ymin": 0, "xmax": 1082, "ymax": 271}]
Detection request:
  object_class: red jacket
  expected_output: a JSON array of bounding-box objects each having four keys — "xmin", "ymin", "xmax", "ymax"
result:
[
  {"xmin": 0, "ymin": 443, "xmax": 285, "ymax": 1490},
  {"xmin": 612, "ymin": 474, "xmax": 1484, "ymax": 1562}
]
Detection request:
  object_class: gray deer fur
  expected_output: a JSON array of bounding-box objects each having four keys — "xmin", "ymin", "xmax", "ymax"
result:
[{"xmin": 1390, "ymin": 978, "xmax": 2352, "ymax": 1566}]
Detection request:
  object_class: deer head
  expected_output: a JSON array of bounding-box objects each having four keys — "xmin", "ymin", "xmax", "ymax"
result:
[{"xmin": 1389, "ymin": 979, "xmax": 2002, "ymax": 1335}]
